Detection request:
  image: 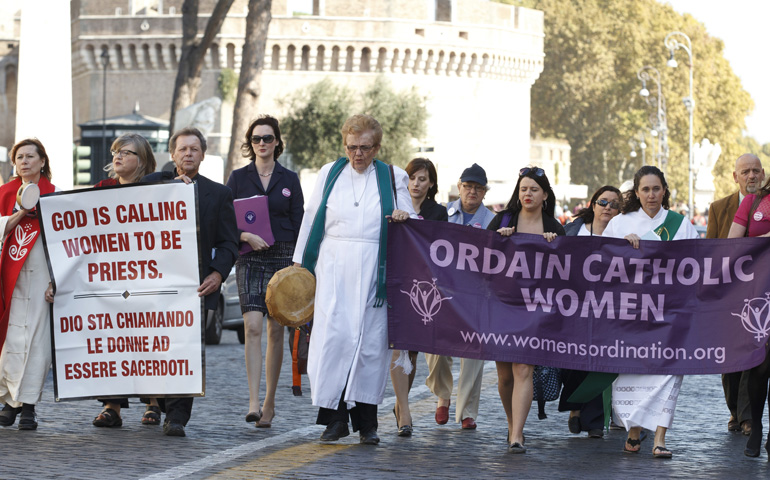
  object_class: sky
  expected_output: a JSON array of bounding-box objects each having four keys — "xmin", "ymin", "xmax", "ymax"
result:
[{"xmin": 665, "ymin": 0, "xmax": 770, "ymax": 145}]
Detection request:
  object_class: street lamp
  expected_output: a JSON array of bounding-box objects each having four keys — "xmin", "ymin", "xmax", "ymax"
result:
[
  {"xmin": 637, "ymin": 65, "xmax": 668, "ymax": 171},
  {"xmin": 664, "ymin": 31, "xmax": 694, "ymax": 219},
  {"xmin": 101, "ymin": 48, "xmax": 110, "ymax": 181}
]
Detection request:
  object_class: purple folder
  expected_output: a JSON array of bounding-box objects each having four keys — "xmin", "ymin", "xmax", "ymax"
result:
[{"xmin": 234, "ymin": 195, "xmax": 275, "ymax": 254}]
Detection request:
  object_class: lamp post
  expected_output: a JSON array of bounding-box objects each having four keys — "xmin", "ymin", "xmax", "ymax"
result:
[
  {"xmin": 101, "ymin": 48, "xmax": 109, "ymax": 179},
  {"xmin": 665, "ymin": 31, "xmax": 694, "ymax": 219},
  {"xmin": 637, "ymin": 65, "xmax": 668, "ymax": 171}
]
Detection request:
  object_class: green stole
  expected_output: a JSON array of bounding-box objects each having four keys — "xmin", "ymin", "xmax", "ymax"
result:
[
  {"xmin": 301, "ymin": 157, "xmax": 395, "ymax": 307},
  {"xmin": 568, "ymin": 208, "xmax": 685, "ymax": 427}
]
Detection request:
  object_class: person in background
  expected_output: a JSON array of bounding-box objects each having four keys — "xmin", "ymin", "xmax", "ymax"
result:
[
  {"xmin": 390, "ymin": 157, "xmax": 447, "ymax": 437},
  {"xmin": 708, "ymin": 153, "xmax": 764, "ymax": 437},
  {"xmin": 425, "ymin": 163, "xmax": 495, "ymax": 430},
  {"xmin": 226, "ymin": 115, "xmax": 303, "ymax": 428}
]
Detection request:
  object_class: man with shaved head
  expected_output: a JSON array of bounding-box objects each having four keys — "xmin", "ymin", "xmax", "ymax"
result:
[{"xmin": 706, "ymin": 153, "xmax": 763, "ymax": 436}]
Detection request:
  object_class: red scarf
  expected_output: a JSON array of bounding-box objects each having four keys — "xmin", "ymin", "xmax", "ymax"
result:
[{"xmin": 0, "ymin": 176, "xmax": 55, "ymax": 349}]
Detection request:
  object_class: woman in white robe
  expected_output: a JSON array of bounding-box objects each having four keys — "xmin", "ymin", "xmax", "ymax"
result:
[
  {"xmin": 293, "ymin": 115, "xmax": 414, "ymax": 445},
  {"xmin": 603, "ymin": 165, "xmax": 698, "ymax": 458},
  {"xmin": 0, "ymin": 139, "xmax": 57, "ymax": 430}
]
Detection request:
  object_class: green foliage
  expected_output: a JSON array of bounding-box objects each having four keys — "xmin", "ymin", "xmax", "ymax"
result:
[
  {"xmin": 217, "ymin": 68, "xmax": 238, "ymax": 102},
  {"xmin": 518, "ymin": 0, "xmax": 753, "ymax": 204},
  {"xmin": 279, "ymin": 77, "xmax": 428, "ymax": 169}
]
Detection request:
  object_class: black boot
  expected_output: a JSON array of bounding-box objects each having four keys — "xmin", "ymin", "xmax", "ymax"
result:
[
  {"xmin": 0, "ymin": 404, "xmax": 21, "ymax": 427},
  {"xmin": 18, "ymin": 403, "xmax": 37, "ymax": 430}
]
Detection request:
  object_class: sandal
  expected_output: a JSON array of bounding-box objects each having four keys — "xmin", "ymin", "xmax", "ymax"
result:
[
  {"xmin": 623, "ymin": 436, "xmax": 643, "ymax": 453},
  {"xmin": 93, "ymin": 408, "xmax": 123, "ymax": 428},
  {"xmin": 653, "ymin": 445, "xmax": 673, "ymax": 458},
  {"xmin": 141, "ymin": 406, "xmax": 161, "ymax": 425}
]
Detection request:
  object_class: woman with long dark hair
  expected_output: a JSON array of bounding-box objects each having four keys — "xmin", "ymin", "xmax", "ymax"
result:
[
  {"xmin": 227, "ymin": 115, "xmax": 304, "ymax": 428},
  {"xmin": 487, "ymin": 166, "xmax": 565, "ymax": 453},
  {"xmin": 603, "ymin": 166, "xmax": 697, "ymax": 458},
  {"xmin": 559, "ymin": 185, "xmax": 622, "ymax": 438},
  {"xmin": 727, "ymin": 177, "xmax": 770, "ymax": 458}
]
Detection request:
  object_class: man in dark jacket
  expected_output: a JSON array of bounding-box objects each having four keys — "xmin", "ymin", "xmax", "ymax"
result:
[{"xmin": 143, "ymin": 127, "xmax": 238, "ymax": 436}]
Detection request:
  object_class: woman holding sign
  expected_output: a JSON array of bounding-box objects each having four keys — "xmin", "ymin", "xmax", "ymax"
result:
[
  {"xmin": 727, "ymin": 179, "xmax": 770, "ymax": 458},
  {"xmin": 0, "ymin": 138, "xmax": 56, "ymax": 430},
  {"xmin": 487, "ymin": 166, "xmax": 564, "ymax": 454},
  {"xmin": 91, "ymin": 133, "xmax": 158, "ymax": 428},
  {"xmin": 226, "ymin": 116, "xmax": 304, "ymax": 428},
  {"xmin": 603, "ymin": 165, "xmax": 698, "ymax": 458}
]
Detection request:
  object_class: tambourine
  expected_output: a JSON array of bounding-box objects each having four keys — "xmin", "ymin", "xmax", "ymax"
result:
[
  {"xmin": 265, "ymin": 265, "xmax": 315, "ymax": 328},
  {"xmin": 16, "ymin": 182, "xmax": 40, "ymax": 210}
]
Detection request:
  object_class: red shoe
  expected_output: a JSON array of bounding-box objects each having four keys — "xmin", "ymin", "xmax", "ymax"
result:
[
  {"xmin": 435, "ymin": 402, "xmax": 450, "ymax": 425},
  {"xmin": 461, "ymin": 417, "xmax": 477, "ymax": 429}
]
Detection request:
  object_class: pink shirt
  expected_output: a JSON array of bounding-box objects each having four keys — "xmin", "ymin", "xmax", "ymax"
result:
[{"xmin": 733, "ymin": 194, "xmax": 770, "ymax": 237}]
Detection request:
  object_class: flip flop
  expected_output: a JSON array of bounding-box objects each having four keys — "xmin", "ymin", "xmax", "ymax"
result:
[{"xmin": 653, "ymin": 446, "xmax": 673, "ymax": 458}]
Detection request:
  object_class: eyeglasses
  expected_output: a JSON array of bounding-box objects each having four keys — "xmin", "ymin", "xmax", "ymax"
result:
[
  {"xmin": 111, "ymin": 149, "xmax": 137, "ymax": 158},
  {"xmin": 519, "ymin": 167, "xmax": 545, "ymax": 177},
  {"xmin": 251, "ymin": 135, "xmax": 275, "ymax": 144},
  {"xmin": 461, "ymin": 183, "xmax": 485, "ymax": 193},
  {"xmin": 346, "ymin": 145, "xmax": 375, "ymax": 153},
  {"xmin": 596, "ymin": 199, "xmax": 620, "ymax": 210}
]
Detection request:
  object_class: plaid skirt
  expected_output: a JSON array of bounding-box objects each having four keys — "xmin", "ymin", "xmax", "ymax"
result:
[{"xmin": 235, "ymin": 241, "xmax": 295, "ymax": 314}]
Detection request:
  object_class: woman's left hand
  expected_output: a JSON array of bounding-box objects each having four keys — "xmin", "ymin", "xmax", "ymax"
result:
[
  {"xmin": 45, "ymin": 282, "xmax": 54, "ymax": 304},
  {"xmin": 391, "ymin": 209, "xmax": 410, "ymax": 223},
  {"xmin": 543, "ymin": 232, "xmax": 558, "ymax": 243}
]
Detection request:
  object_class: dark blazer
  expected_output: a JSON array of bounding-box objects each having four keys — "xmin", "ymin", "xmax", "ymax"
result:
[
  {"xmin": 564, "ymin": 218, "xmax": 586, "ymax": 236},
  {"xmin": 707, "ymin": 191, "xmax": 740, "ymax": 239},
  {"xmin": 226, "ymin": 161, "xmax": 304, "ymax": 243},
  {"xmin": 487, "ymin": 209, "xmax": 566, "ymax": 236},
  {"xmin": 418, "ymin": 198, "xmax": 448, "ymax": 221},
  {"xmin": 142, "ymin": 172, "xmax": 239, "ymax": 311}
]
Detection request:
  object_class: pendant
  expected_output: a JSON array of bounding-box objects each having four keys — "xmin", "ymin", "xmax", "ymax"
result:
[{"xmin": 354, "ymin": 202, "xmax": 359, "ymax": 207}]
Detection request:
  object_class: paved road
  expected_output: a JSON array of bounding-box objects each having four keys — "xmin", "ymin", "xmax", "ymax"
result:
[{"xmin": 2, "ymin": 330, "xmax": 768, "ymax": 479}]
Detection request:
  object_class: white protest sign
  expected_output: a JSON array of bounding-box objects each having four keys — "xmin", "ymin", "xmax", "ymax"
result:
[{"xmin": 38, "ymin": 183, "xmax": 203, "ymax": 400}]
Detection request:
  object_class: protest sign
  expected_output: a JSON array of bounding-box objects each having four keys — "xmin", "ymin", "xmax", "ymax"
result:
[
  {"xmin": 38, "ymin": 183, "xmax": 203, "ymax": 400},
  {"xmin": 387, "ymin": 221, "xmax": 770, "ymax": 375}
]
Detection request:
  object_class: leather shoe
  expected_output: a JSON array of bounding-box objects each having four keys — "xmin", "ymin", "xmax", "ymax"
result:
[
  {"xmin": 568, "ymin": 416, "xmax": 581, "ymax": 434},
  {"xmin": 461, "ymin": 417, "xmax": 477, "ymax": 430},
  {"xmin": 163, "ymin": 421, "xmax": 186, "ymax": 437},
  {"xmin": 587, "ymin": 429, "xmax": 604, "ymax": 438},
  {"xmin": 741, "ymin": 420, "xmax": 752, "ymax": 436},
  {"xmin": 435, "ymin": 401, "xmax": 449, "ymax": 425},
  {"xmin": 728, "ymin": 416, "xmax": 740, "ymax": 432},
  {"xmin": 359, "ymin": 428, "xmax": 380, "ymax": 445},
  {"xmin": 0, "ymin": 405, "xmax": 21, "ymax": 427},
  {"xmin": 320, "ymin": 421, "xmax": 349, "ymax": 442}
]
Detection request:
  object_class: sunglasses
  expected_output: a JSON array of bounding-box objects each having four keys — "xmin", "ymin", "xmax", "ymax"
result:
[
  {"xmin": 251, "ymin": 135, "xmax": 275, "ymax": 144},
  {"xmin": 519, "ymin": 167, "xmax": 545, "ymax": 177},
  {"xmin": 596, "ymin": 199, "xmax": 620, "ymax": 210}
]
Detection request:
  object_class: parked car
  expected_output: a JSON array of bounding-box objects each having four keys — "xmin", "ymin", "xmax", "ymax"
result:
[{"xmin": 205, "ymin": 266, "xmax": 244, "ymax": 345}]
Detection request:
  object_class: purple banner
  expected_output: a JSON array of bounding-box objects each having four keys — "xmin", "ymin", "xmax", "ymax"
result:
[{"xmin": 386, "ymin": 220, "xmax": 770, "ymax": 375}]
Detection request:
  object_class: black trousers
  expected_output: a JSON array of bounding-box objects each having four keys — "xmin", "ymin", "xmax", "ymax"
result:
[
  {"xmin": 157, "ymin": 397, "xmax": 194, "ymax": 425},
  {"xmin": 317, "ymin": 390, "xmax": 377, "ymax": 433},
  {"xmin": 722, "ymin": 370, "xmax": 752, "ymax": 424},
  {"xmin": 558, "ymin": 369, "xmax": 605, "ymax": 431}
]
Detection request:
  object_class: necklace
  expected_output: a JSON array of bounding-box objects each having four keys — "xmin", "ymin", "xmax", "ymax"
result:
[
  {"xmin": 259, "ymin": 170, "xmax": 273, "ymax": 177},
  {"xmin": 351, "ymin": 165, "xmax": 372, "ymax": 207}
]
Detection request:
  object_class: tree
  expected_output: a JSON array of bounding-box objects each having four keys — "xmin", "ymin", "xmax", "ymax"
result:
[
  {"xmin": 498, "ymin": 0, "xmax": 753, "ymax": 206},
  {"xmin": 168, "ymin": 0, "xmax": 235, "ymax": 137},
  {"xmin": 224, "ymin": 0, "xmax": 272, "ymax": 180},
  {"xmin": 280, "ymin": 77, "xmax": 428, "ymax": 170}
]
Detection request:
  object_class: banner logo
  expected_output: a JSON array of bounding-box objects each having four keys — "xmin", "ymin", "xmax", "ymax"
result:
[
  {"xmin": 400, "ymin": 278, "xmax": 452, "ymax": 325},
  {"xmin": 732, "ymin": 293, "xmax": 770, "ymax": 341}
]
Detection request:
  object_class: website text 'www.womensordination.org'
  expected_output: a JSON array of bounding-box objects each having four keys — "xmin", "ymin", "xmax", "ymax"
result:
[{"xmin": 459, "ymin": 331, "xmax": 726, "ymax": 364}]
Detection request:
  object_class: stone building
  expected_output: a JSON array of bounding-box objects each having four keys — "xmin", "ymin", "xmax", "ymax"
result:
[{"xmin": 1, "ymin": 0, "xmax": 545, "ymax": 194}]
